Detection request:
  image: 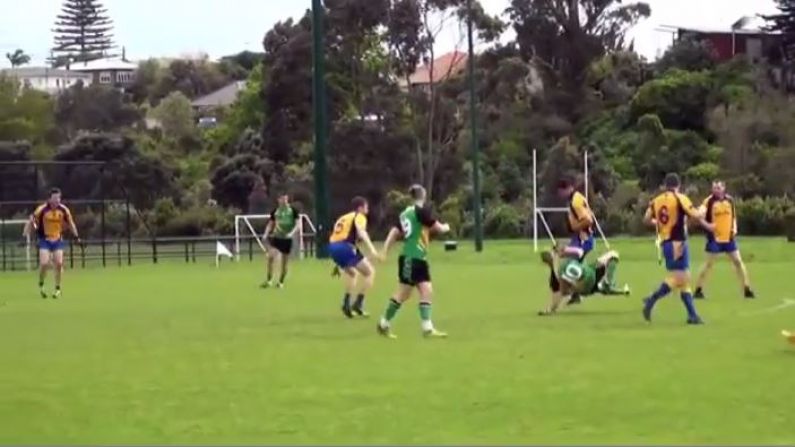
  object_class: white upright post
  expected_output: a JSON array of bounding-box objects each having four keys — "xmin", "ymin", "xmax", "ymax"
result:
[
  {"xmin": 532, "ymin": 149, "xmax": 538, "ymax": 252},
  {"xmin": 234, "ymin": 216, "xmax": 241, "ymax": 261},
  {"xmin": 584, "ymin": 151, "xmax": 589, "ymax": 203},
  {"xmin": 298, "ymin": 217, "xmax": 305, "ymax": 260}
]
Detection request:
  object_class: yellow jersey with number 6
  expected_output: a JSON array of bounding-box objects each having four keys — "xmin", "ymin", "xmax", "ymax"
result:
[
  {"xmin": 329, "ymin": 212, "xmax": 367, "ymax": 245},
  {"xmin": 648, "ymin": 191, "xmax": 699, "ymax": 242}
]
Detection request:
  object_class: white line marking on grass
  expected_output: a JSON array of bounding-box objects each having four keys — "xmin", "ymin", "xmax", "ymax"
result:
[{"xmin": 742, "ymin": 298, "xmax": 795, "ymax": 317}]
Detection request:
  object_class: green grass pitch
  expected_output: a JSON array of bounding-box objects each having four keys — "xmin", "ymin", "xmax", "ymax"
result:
[{"xmin": 1, "ymin": 238, "xmax": 793, "ymax": 445}]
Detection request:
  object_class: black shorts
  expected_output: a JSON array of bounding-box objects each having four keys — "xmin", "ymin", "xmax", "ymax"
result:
[
  {"xmin": 268, "ymin": 237, "xmax": 293, "ymax": 255},
  {"xmin": 398, "ymin": 256, "xmax": 431, "ymax": 286}
]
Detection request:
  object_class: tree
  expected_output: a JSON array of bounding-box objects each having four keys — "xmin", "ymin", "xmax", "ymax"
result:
[
  {"xmin": 508, "ymin": 0, "xmax": 650, "ymax": 118},
  {"xmin": 386, "ymin": 0, "xmax": 503, "ymax": 198},
  {"xmin": 54, "ymin": 83, "xmax": 141, "ymax": 139},
  {"xmin": 656, "ymin": 37, "xmax": 717, "ymax": 74},
  {"xmin": 51, "ymin": 0, "xmax": 116, "ymax": 64},
  {"xmin": 5, "ymin": 49, "xmax": 31, "ymax": 68},
  {"xmin": 0, "ymin": 76, "xmax": 55, "ymax": 148},
  {"xmin": 52, "ymin": 133, "xmax": 177, "ymax": 209},
  {"xmin": 150, "ymin": 91, "xmax": 197, "ymax": 142},
  {"xmin": 764, "ymin": 0, "xmax": 795, "ymax": 58}
]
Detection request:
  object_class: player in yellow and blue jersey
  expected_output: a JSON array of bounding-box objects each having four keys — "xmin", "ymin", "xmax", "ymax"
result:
[
  {"xmin": 24, "ymin": 188, "xmax": 79, "ymax": 299},
  {"xmin": 694, "ymin": 181, "xmax": 755, "ymax": 299},
  {"xmin": 557, "ymin": 175, "xmax": 595, "ymax": 305},
  {"xmin": 642, "ymin": 174, "xmax": 714, "ymax": 325},
  {"xmin": 328, "ymin": 196, "xmax": 383, "ymax": 318}
]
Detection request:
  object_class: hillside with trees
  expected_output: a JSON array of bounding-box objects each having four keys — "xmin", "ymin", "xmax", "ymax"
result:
[{"xmin": 2, "ymin": 0, "xmax": 795, "ymax": 241}]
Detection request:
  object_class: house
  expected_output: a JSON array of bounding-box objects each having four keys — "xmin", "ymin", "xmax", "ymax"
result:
[
  {"xmin": 402, "ymin": 51, "xmax": 469, "ymax": 92},
  {"xmin": 66, "ymin": 58, "xmax": 138, "ymax": 90},
  {"xmin": 0, "ymin": 67, "xmax": 93, "ymax": 94},
  {"xmin": 191, "ymin": 81, "xmax": 247, "ymax": 110},
  {"xmin": 663, "ymin": 16, "xmax": 783, "ymax": 64}
]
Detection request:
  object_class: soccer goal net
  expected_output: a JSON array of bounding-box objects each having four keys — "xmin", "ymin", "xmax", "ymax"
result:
[
  {"xmin": 233, "ymin": 214, "xmax": 317, "ymax": 261},
  {"xmin": 0, "ymin": 219, "xmax": 32, "ymax": 271},
  {"xmin": 531, "ymin": 149, "xmax": 608, "ymax": 252}
]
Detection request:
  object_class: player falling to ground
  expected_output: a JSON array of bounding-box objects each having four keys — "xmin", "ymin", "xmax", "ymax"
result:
[
  {"xmin": 694, "ymin": 181, "xmax": 755, "ymax": 299},
  {"xmin": 261, "ymin": 193, "xmax": 300, "ymax": 289},
  {"xmin": 642, "ymin": 173, "xmax": 715, "ymax": 325},
  {"xmin": 328, "ymin": 196, "xmax": 383, "ymax": 318},
  {"xmin": 23, "ymin": 188, "xmax": 79, "ymax": 299},
  {"xmin": 376, "ymin": 185, "xmax": 451, "ymax": 339},
  {"xmin": 538, "ymin": 246, "xmax": 630, "ymax": 316},
  {"xmin": 557, "ymin": 176, "xmax": 595, "ymax": 305}
]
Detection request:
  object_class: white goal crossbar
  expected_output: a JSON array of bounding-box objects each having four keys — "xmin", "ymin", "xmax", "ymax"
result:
[
  {"xmin": 233, "ymin": 214, "xmax": 317, "ymax": 261},
  {"xmin": 531, "ymin": 149, "xmax": 609, "ymax": 252}
]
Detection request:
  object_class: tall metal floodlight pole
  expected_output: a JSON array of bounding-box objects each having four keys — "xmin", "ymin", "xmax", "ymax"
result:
[
  {"xmin": 312, "ymin": 0, "xmax": 331, "ymax": 258},
  {"xmin": 467, "ymin": 0, "xmax": 483, "ymax": 252}
]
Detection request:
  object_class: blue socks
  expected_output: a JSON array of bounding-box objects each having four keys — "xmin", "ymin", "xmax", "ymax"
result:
[
  {"xmin": 647, "ymin": 283, "xmax": 671, "ymax": 305},
  {"xmin": 680, "ymin": 291, "xmax": 698, "ymax": 320}
]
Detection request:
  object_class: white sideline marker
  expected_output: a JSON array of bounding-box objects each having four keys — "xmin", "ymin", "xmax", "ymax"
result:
[{"xmin": 215, "ymin": 241, "xmax": 234, "ymax": 267}]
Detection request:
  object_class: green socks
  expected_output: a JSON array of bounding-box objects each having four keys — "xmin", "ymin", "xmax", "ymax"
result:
[{"xmin": 384, "ymin": 298, "xmax": 401, "ymax": 322}]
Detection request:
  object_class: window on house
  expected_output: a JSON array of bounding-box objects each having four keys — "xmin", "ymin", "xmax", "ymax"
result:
[
  {"xmin": 99, "ymin": 71, "xmax": 112, "ymax": 84},
  {"xmin": 116, "ymin": 71, "xmax": 133, "ymax": 83}
]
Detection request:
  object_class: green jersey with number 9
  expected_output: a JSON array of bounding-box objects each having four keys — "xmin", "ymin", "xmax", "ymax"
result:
[{"xmin": 398, "ymin": 205, "xmax": 437, "ymax": 260}]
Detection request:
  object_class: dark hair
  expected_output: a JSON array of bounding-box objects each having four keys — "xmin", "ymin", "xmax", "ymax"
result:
[
  {"xmin": 409, "ymin": 184, "xmax": 426, "ymax": 200},
  {"xmin": 351, "ymin": 196, "xmax": 368, "ymax": 210},
  {"xmin": 49, "ymin": 187, "xmax": 61, "ymax": 196},
  {"xmin": 664, "ymin": 173, "xmax": 681, "ymax": 189},
  {"xmin": 557, "ymin": 175, "xmax": 575, "ymax": 190}
]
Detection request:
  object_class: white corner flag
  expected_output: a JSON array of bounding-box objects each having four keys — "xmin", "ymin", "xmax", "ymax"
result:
[{"xmin": 215, "ymin": 241, "xmax": 234, "ymax": 267}]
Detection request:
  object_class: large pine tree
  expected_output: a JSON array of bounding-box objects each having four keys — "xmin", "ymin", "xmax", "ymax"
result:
[
  {"xmin": 51, "ymin": 0, "xmax": 116, "ymax": 65},
  {"xmin": 765, "ymin": 0, "xmax": 795, "ymax": 58}
]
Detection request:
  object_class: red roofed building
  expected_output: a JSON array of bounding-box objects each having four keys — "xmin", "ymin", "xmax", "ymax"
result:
[
  {"xmin": 662, "ymin": 16, "xmax": 783, "ymax": 64},
  {"xmin": 402, "ymin": 51, "xmax": 469, "ymax": 92}
]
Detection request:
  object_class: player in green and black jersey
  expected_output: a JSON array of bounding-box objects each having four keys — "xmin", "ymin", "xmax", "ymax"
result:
[
  {"xmin": 261, "ymin": 193, "xmax": 300, "ymax": 289},
  {"xmin": 538, "ymin": 246, "xmax": 630, "ymax": 316},
  {"xmin": 377, "ymin": 185, "xmax": 451, "ymax": 339}
]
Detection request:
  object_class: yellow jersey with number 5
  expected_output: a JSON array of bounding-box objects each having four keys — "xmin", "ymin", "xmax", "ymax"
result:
[
  {"xmin": 329, "ymin": 212, "xmax": 367, "ymax": 245},
  {"xmin": 648, "ymin": 191, "xmax": 699, "ymax": 242}
]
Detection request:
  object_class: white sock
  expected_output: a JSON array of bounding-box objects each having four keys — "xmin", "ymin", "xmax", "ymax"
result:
[
  {"xmin": 421, "ymin": 320, "xmax": 434, "ymax": 332},
  {"xmin": 379, "ymin": 318, "xmax": 389, "ymax": 328}
]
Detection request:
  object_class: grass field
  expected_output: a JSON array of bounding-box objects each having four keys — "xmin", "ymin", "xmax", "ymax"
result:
[{"xmin": 1, "ymin": 238, "xmax": 794, "ymax": 445}]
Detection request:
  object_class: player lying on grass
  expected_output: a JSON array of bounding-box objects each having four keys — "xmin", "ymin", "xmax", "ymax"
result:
[
  {"xmin": 328, "ymin": 196, "xmax": 384, "ymax": 318},
  {"xmin": 538, "ymin": 246, "xmax": 630, "ymax": 316},
  {"xmin": 376, "ymin": 184, "xmax": 451, "ymax": 339}
]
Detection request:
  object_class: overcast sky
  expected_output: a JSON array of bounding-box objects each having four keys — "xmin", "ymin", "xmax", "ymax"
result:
[{"xmin": 0, "ymin": 0, "xmax": 777, "ymax": 67}]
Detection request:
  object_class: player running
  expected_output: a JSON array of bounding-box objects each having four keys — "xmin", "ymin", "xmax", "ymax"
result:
[
  {"xmin": 642, "ymin": 173, "xmax": 715, "ymax": 325},
  {"xmin": 693, "ymin": 181, "xmax": 755, "ymax": 299},
  {"xmin": 538, "ymin": 246, "xmax": 630, "ymax": 316},
  {"xmin": 557, "ymin": 176, "xmax": 595, "ymax": 305},
  {"xmin": 23, "ymin": 188, "xmax": 79, "ymax": 299},
  {"xmin": 328, "ymin": 196, "xmax": 382, "ymax": 318},
  {"xmin": 376, "ymin": 185, "xmax": 451, "ymax": 339},
  {"xmin": 261, "ymin": 193, "xmax": 300, "ymax": 289}
]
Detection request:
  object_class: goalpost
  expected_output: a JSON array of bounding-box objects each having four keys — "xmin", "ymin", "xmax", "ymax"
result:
[
  {"xmin": 531, "ymin": 149, "xmax": 610, "ymax": 252},
  {"xmin": 0, "ymin": 219, "xmax": 32, "ymax": 271},
  {"xmin": 233, "ymin": 214, "xmax": 317, "ymax": 261}
]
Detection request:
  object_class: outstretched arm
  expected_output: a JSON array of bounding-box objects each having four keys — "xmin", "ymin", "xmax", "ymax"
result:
[
  {"xmin": 356, "ymin": 225, "xmax": 381, "ymax": 260},
  {"xmin": 381, "ymin": 227, "xmax": 402, "ymax": 258}
]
